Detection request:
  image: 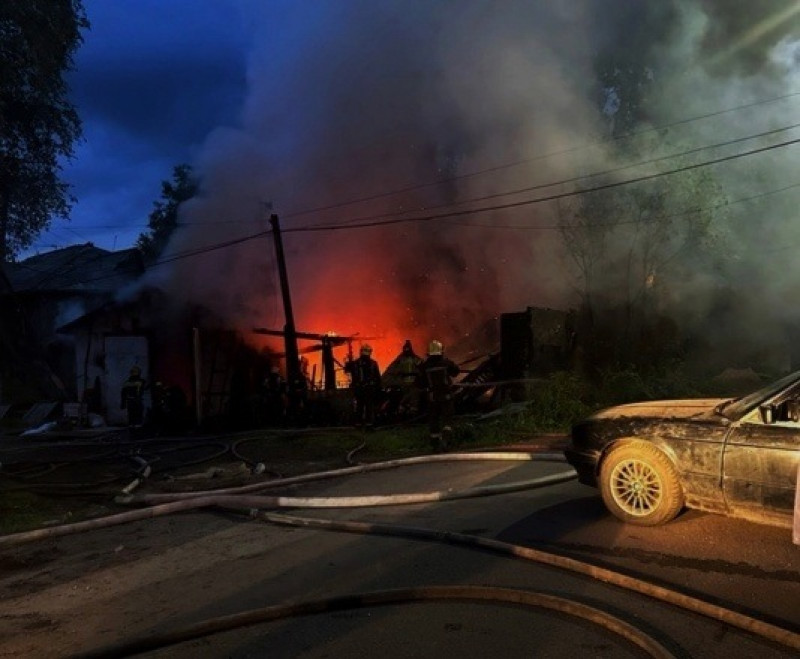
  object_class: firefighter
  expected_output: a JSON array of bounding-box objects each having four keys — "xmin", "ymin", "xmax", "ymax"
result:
[
  {"xmin": 344, "ymin": 344, "xmax": 382, "ymax": 429},
  {"xmin": 417, "ymin": 340, "xmax": 460, "ymax": 451},
  {"xmin": 120, "ymin": 365, "xmax": 147, "ymax": 427},
  {"xmin": 382, "ymin": 339, "xmax": 423, "ymax": 418},
  {"xmin": 264, "ymin": 366, "xmax": 288, "ymax": 424}
]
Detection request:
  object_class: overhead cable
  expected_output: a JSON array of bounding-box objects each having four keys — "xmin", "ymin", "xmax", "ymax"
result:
[
  {"xmin": 295, "ymin": 124, "xmax": 800, "ymax": 230},
  {"xmin": 32, "ymin": 137, "xmax": 799, "ymax": 283},
  {"xmin": 285, "ymin": 137, "xmax": 799, "ymax": 233},
  {"xmin": 279, "ymin": 91, "xmax": 800, "ymax": 220}
]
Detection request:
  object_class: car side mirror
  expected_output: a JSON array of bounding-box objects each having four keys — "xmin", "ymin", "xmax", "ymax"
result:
[{"xmin": 760, "ymin": 404, "xmax": 775, "ymax": 424}]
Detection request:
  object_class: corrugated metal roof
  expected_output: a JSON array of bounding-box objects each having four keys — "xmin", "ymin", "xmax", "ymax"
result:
[{"xmin": 4, "ymin": 244, "xmax": 144, "ymax": 293}]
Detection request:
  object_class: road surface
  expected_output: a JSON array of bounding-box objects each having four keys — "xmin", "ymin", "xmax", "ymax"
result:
[{"xmin": 0, "ymin": 455, "xmax": 798, "ymax": 657}]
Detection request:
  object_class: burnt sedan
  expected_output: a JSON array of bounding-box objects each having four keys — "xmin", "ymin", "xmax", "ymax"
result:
[{"xmin": 565, "ymin": 370, "xmax": 800, "ymax": 528}]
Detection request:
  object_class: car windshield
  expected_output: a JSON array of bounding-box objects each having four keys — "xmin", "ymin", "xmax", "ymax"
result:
[{"xmin": 716, "ymin": 370, "xmax": 800, "ymax": 420}]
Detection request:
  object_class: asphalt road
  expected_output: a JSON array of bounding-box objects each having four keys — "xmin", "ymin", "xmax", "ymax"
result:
[{"xmin": 1, "ymin": 455, "xmax": 798, "ymax": 658}]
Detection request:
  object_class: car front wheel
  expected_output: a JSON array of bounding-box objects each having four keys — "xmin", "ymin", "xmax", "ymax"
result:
[{"xmin": 599, "ymin": 441, "xmax": 684, "ymax": 525}]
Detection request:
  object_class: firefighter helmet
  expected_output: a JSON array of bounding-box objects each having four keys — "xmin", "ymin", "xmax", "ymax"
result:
[
  {"xmin": 360, "ymin": 344, "xmax": 373, "ymax": 356},
  {"xmin": 130, "ymin": 365, "xmax": 141, "ymax": 377},
  {"xmin": 427, "ymin": 340, "xmax": 443, "ymax": 356}
]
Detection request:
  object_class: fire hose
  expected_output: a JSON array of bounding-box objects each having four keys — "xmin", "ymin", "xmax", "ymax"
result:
[
  {"xmin": 119, "ymin": 451, "xmax": 568, "ymax": 503},
  {"xmin": 0, "ymin": 435, "xmax": 238, "ymax": 494},
  {"xmin": 0, "ymin": 452, "xmax": 797, "ymax": 655},
  {"xmin": 72, "ymin": 586, "xmax": 675, "ymax": 659},
  {"xmin": 0, "ymin": 459, "xmax": 576, "ymax": 546}
]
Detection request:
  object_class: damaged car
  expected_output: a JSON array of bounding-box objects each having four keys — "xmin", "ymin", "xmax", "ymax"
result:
[{"xmin": 565, "ymin": 370, "xmax": 800, "ymax": 528}]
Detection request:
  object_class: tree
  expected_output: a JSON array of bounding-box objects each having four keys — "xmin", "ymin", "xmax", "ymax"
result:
[
  {"xmin": 559, "ymin": 153, "xmax": 731, "ymax": 371},
  {"xmin": 0, "ymin": 1, "xmax": 88, "ymax": 262},
  {"xmin": 558, "ymin": 51, "xmax": 731, "ymax": 366},
  {"xmin": 137, "ymin": 164, "xmax": 199, "ymax": 263},
  {"xmin": 559, "ymin": 57, "xmax": 734, "ymax": 372}
]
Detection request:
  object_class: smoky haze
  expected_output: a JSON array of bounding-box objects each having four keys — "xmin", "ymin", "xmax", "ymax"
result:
[{"xmin": 150, "ymin": 0, "xmax": 799, "ymax": 370}]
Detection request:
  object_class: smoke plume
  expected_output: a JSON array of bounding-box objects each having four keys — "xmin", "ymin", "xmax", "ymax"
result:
[{"xmin": 153, "ymin": 0, "xmax": 799, "ymax": 372}]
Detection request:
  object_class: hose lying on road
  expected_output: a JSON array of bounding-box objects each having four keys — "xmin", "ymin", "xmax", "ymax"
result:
[
  {"xmin": 123, "ymin": 451, "xmax": 568, "ymax": 502},
  {"xmin": 257, "ymin": 510, "xmax": 800, "ymax": 653},
  {"xmin": 125, "ymin": 469, "xmax": 577, "ymax": 507},
  {"xmin": 3, "ymin": 449, "xmax": 797, "ymax": 654},
  {"xmin": 71, "ymin": 585, "xmax": 676, "ymax": 659},
  {"xmin": 0, "ymin": 434, "xmax": 233, "ymax": 493},
  {"xmin": 0, "ymin": 470, "xmax": 576, "ymax": 548}
]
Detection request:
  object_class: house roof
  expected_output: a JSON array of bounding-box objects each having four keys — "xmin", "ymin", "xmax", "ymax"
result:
[
  {"xmin": 56, "ymin": 285, "xmax": 167, "ymax": 334},
  {"xmin": 4, "ymin": 244, "xmax": 144, "ymax": 293}
]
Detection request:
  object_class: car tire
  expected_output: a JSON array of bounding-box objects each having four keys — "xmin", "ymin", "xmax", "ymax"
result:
[{"xmin": 599, "ymin": 441, "xmax": 684, "ymax": 525}]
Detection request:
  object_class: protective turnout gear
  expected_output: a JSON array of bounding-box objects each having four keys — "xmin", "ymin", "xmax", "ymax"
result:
[
  {"xmin": 382, "ymin": 340, "xmax": 423, "ymax": 418},
  {"xmin": 263, "ymin": 366, "xmax": 288, "ymax": 424},
  {"xmin": 417, "ymin": 348, "xmax": 460, "ymax": 452},
  {"xmin": 121, "ymin": 366, "xmax": 147, "ymax": 427},
  {"xmin": 383, "ymin": 340, "xmax": 422, "ymax": 385},
  {"xmin": 345, "ymin": 351, "xmax": 382, "ymax": 428}
]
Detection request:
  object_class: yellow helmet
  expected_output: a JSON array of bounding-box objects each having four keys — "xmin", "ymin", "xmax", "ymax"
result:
[
  {"xmin": 360, "ymin": 344, "xmax": 373, "ymax": 356},
  {"xmin": 428, "ymin": 340, "xmax": 443, "ymax": 356}
]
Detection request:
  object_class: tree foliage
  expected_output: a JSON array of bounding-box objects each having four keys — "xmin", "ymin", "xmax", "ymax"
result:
[
  {"xmin": 137, "ymin": 164, "xmax": 199, "ymax": 263},
  {"xmin": 560, "ymin": 63, "xmax": 732, "ymax": 371},
  {"xmin": 0, "ymin": 0, "xmax": 88, "ymax": 262},
  {"xmin": 560, "ymin": 165, "xmax": 729, "ymax": 308}
]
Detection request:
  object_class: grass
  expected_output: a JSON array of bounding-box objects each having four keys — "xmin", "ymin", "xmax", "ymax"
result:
[
  {"xmin": 0, "ymin": 491, "xmax": 73, "ymax": 535},
  {"xmin": 0, "ymin": 363, "xmax": 769, "ymax": 536}
]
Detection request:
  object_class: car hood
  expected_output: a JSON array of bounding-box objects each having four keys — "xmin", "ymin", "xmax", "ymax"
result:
[{"xmin": 588, "ymin": 398, "xmax": 730, "ymax": 421}]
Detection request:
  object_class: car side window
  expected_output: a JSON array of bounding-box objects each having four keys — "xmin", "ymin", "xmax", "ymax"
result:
[{"xmin": 757, "ymin": 396, "xmax": 800, "ymax": 425}]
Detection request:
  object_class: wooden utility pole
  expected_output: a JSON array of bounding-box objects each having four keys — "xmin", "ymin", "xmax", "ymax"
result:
[{"xmin": 268, "ymin": 214, "xmax": 302, "ymax": 393}]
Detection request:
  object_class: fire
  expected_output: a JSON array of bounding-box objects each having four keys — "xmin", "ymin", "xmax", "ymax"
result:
[{"xmin": 273, "ymin": 228, "xmax": 436, "ymax": 375}]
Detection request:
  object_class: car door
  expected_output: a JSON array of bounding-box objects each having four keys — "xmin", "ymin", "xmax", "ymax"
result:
[{"xmin": 723, "ymin": 408, "xmax": 800, "ymax": 527}]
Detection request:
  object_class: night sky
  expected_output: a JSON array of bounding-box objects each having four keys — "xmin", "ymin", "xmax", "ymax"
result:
[{"xmin": 33, "ymin": 0, "xmax": 252, "ymax": 253}]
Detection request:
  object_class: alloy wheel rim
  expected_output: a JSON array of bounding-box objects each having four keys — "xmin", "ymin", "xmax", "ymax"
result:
[{"xmin": 609, "ymin": 458, "xmax": 663, "ymax": 516}]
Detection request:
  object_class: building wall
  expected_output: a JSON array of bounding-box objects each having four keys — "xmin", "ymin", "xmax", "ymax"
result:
[{"xmin": 70, "ymin": 314, "xmax": 151, "ymax": 426}]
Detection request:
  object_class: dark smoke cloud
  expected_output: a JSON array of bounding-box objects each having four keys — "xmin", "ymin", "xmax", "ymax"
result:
[{"xmin": 154, "ymin": 0, "xmax": 798, "ymax": 368}]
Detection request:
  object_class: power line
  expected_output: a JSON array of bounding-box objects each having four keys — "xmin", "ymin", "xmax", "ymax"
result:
[
  {"xmin": 50, "ymin": 92, "xmax": 800, "ymax": 238},
  {"xmin": 117, "ymin": 137, "xmax": 800, "ymax": 266},
  {"xmin": 443, "ymin": 182, "xmax": 800, "ymax": 230},
  {"xmin": 277, "ymin": 91, "xmax": 800, "ymax": 220},
  {"xmin": 22, "ymin": 136, "xmax": 798, "ymax": 285},
  {"xmin": 155, "ymin": 230, "xmax": 271, "ymax": 265},
  {"xmin": 81, "ymin": 91, "xmax": 794, "ymax": 233},
  {"xmin": 67, "ymin": 173, "xmax": 800, "ymax": 288},
  {"xmin": 284, "ymin": 138, "xmax": 799, "ymax": 233},
  {"xmin": 47, "ymin": 126, "xmax": 793, "ymax": 240},
  {"xmin": 295, "ymin": 123, "xmax": 800, "ymax": 231}
]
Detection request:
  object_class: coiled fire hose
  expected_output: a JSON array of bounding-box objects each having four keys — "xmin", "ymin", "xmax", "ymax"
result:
[{"xmin": 0, "ymin": 452, "xmax": 797, "ymax": 655}]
